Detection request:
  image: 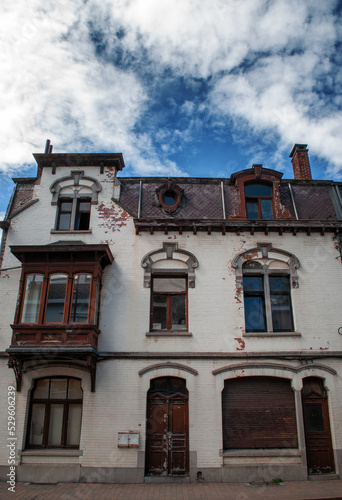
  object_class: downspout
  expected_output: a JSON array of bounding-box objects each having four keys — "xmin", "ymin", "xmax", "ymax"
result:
[
  {"xmin": 221, "ymin": 181, "xmax": 227, "ymax": 219},
  {"xmin": 138, "ymin": 180, "xmax": 143, "ymax": 219},
  {"xmin": 288, "ymin": 182, "xmax": 299, "ymax": 220}
]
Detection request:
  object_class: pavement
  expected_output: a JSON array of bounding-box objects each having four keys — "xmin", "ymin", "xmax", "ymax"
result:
[{"xmin": 1, "ymin": 480, "xmax": 342, "ymax": 500}]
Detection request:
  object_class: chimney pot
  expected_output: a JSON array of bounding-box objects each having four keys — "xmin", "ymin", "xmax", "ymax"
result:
[{"xmin": 290, "ymin": 144, "xmax": 312, "ymax": 180}]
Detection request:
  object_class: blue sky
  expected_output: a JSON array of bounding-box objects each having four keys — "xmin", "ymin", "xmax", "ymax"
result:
[{"xmin": 1, "ymin": 0, "xmax": 342, "ymax": 219}]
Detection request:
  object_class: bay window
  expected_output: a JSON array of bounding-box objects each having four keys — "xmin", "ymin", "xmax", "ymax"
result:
[{"xmin": 20, "ymin": 272, "xmax": 94, "ymax": 324}]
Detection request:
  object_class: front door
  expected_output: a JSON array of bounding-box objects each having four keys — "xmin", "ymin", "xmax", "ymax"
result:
[
  {"xmin": 302, "ymin": 377, "xmax": 335, "ymax": 474},
  {"xmin": 145, "ymin": 377, "xmax": 189, "ymax": 476}
]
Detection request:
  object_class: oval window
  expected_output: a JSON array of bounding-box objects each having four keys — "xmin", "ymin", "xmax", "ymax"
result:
[{"xmin": 163, "ymin": 191, "xmax": 176, "ymax": 206}]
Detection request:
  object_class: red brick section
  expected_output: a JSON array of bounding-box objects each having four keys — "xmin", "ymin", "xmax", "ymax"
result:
[
  {"xmin": 1, "ymin": 480, "xmax": 342, "ymax": 500},
  {"xmin": 290, "ymin": 144, "xmax": 312, "ymax": 180}
]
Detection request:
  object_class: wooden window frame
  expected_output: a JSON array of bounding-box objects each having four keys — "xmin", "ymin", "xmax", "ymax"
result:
[
  {"xmin": 243, "ymin": 268, "xmax": 294, "ymax": 333},
  {"xmin": 245, "ymin": 183, "xmax": 274, "ymax": 220},
  {"xmin": 150, "ymin": 275, "xmax": 188, "ymax": 332},
  {"xmin": 56, "ymin": 196, "xmax": 91, "ymax": 231},
  {"xmin": 17, "ymin": 266, "xmax": 99, "ymax": 326},
  {"xmin": 26, "ymin": 377, "xmax": 82, "ymax": 449}
]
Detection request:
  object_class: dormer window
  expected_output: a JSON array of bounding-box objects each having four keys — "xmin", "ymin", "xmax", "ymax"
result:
[
  {"xmin": 50, "ymin": 171, "xmax": 101, "ymax": 232},
  {"xmin": 245, "ymin": 184, "xmax": 273, "ymax": 220},
  {"xmin": 156, "ymin": 180, "xmax": 184, "ymax": 214}
]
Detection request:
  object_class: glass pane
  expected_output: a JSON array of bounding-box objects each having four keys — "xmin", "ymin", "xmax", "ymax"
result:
[
  {"xmin": 261, "ymin": 199, "xmax": 273, "ymax": 219},
  {"xmin": 66, "ymin": 404, "xmax": 82, "ymax": 445},
  {"xmin": 71, "ymin": 274, "xmax": 91, "ymax": 323},
  {"xmin": 171, "ymin": 295, "xmax": 186, "ymax": 329},
  {"xmin": 244, "ymin": 296, "xmax": 266, "ymax": 331},
  {"xmin": 164, "ymin": 191, "xmax": 176, "ymax": 205},
  {"xmin": 304, "ymin": 404, "xmax": 325, "ymax": 433},
  {"xmin": 152, "ymin": 294, "xmax": 167, "ymax": 329},
  {"xmin": 21, "ymin": 274, "xmax": 43, "ymax": 323},
  {"xmin": 75, "ymin": 200, "xmax": 91, "ymax": 230},
  {"xmin": 271, "ymin": 294, "xmax": 293, "ymax": 331},
  {"xmin": 50, "ymin": 379, "xmax": 68, "ymax": 399},
  {"xmin": 269, "ymin": 275, "xmax": 290, "ymax": 292},
  {"xmin": 58, "ymin": 213, "xmax": 71, "ymax": 230},
  {"xmin": 29, "ymin": 404, "xmax": 46, "ymax": 445},
  {"xmin": 243, "ymin": 276, "xmax": 264, "ymax": 292},
  {"xmin": 246, "ymin": 200, "xmax": 259, "ymax": 219},
  {"xmin": 153, "ymin": 278, "xmax": 186, "ymax": 292},
  {"xmin": 48, "ymin": 404, "xmax": 64, "ymax": 446},
  {"xmin": 33, "ymin": 379, "xmax": 50, "ymax": 399},
  {"xmin": 60, "ymin": 201, "xmax": 72, "ymax": 211},
  {"xmin": 245, "ymin": 184, "xmax": 272, "ymax": 196},
  {"xmin": 68, "ymin": 379, "xmax": 83, "ymax": 399},
  {"xmin": 78, "ymin": 201, "xmax": 91, "ymax": 211},
  {"xmin": 45, "ymin": 274, "xmax": 67, "ymax": 323}
]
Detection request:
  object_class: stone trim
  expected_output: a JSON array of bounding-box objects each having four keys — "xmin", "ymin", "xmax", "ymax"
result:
[
  {"xmin": 141, "ymin": 242, "xmax": 199, "ymax": 288},
  {"xmin": 139, "ymin": 362, "xmax": 198, "ymax": 376}
]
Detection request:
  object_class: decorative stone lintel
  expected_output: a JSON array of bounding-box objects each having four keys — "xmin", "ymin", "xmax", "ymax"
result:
[{"xmin": 141, "ymin": 242, "xmax": 199, "ymax": 288}]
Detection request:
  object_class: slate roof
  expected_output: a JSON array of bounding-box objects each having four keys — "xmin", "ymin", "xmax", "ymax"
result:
[{"xmin": 119, "ymin": 178, "xmax": 341, "ymax": 222}]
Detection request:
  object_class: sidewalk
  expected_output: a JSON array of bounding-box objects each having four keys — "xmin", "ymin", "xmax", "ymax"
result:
[{"xmin": 1, "ymin": 480, "xmax": 341, "ymax": 500}]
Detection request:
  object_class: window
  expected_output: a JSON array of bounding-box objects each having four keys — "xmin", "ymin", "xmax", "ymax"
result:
[
  {"xmin": 245, "ymin": 183, "xmax": 273, "ymax": 219},
  {"xmin": 243, "ymin": 261, "xmax": 294, "ymax": 332},
  {"xmin": 151, "ymin": 276, "xmax": 187, "ymax": 331},
  {"xmin": 57, "ymin": 197, "xmax": 91, "ymax": 231},
  {"xmin": 27, "ymin": 377, "xmax": 82, "ymax": 448},
  {"xmin": 20, "ymin": 272, "xmax": 94, "ymax": 325}
]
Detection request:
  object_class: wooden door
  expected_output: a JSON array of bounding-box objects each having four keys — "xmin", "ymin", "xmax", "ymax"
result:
[
  {"xmin": 302, "ymin": 378, "xmax": 335, "ymax": 474},
  {"xmin": 145, "ymin": 377, "xmax": 189, "ymax": 476}
]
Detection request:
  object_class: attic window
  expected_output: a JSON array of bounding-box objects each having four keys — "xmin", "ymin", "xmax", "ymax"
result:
[
  {"xmin": 164, "ymin": 191, "xmax": 176, "ymax": 206},
  {"xmin": 245, "ymin": 183, "xmax": 273, "ymax": 220},
  {"xmin": 156, "ymin": 181, "xmax": 184, "ymax": 214}
]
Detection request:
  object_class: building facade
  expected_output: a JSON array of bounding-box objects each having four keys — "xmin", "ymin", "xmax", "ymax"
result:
[{"xmin": 0, "ymin": 144, "xmax": 341, "ymax": 484}]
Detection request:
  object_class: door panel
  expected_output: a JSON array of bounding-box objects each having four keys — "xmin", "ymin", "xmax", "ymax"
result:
[
  {"xmin": 302, "ymin": 378, "xmax": 335, "ymax": 474},
  {"xmin": 145, "ymin": 378, "xmax": 189, "ymax": 477}
]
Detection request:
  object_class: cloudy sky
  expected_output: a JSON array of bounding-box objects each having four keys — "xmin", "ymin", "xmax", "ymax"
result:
[{"xmin": 1, "ymin": 0, "xmax": 342, "ymax": 218}]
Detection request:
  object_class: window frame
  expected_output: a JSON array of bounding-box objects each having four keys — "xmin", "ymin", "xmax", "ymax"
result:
[
  {"xmin": 243, "ymin": 265, "xmax": 294, "ymax": 333},
  {"xmin": 245, "ymin": 183, "xmax": 274, "ymax": 220},
  {"xmin": 26, "ymin": 377, "xmax": 83, "ymax": 449},
  {"xmin": 150, "ymin": 274, "xmax": 188, "ymax": 332},
  {"xmin": 18, "ymin": 267, "xmax": 98, "ymax": 326},
  {"xmin": 56, "ymin": 196, "xmax": 91, "ymax": 231}
]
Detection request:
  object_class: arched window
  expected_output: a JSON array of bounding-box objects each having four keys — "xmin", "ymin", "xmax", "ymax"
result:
[
  {"xmin": 50, "ymin": 171, "xmax": 101, "ymax": 231},
  {"xmin": 141, "ymin": 243, "xmax": 198, "ymax": 334},
  {"xmin": 243, "ymin": 261, "xmax": 293, "ymax": 332},
  {"xmin": 245, "ymin": 183, "xmax": 273, "ymax": 219},
  {"xmin": 26, "ymin": 377, "xmax": 83, "ymax": 448},
  {"xmin": 232, "ymin": 243, "xmax": 300, "ymax": 334}
]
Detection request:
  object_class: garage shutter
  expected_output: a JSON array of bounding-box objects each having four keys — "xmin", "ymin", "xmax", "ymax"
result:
[{"xmin": 222, "ymin": 376, "xmax": 298, "ymax": 449}]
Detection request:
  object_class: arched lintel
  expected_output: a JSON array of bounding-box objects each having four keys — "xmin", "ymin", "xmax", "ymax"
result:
[
  {"xmin": 139, "ymin": 362, "xmax": 198, "ymax": 377},
  {"xmin": 213, "ymin": 362, "xmax": 336, "ymax": 377},
  {"xmin": 141, "ymin": 242, "xmax": 199, "ymax": 288},
  {"xmin": 232, "ymin": 242, "xmax": 300, "ymax": 288},
  {"xmin": 50, "ymin": 171, "xmax": 102, "ymax": 205}
]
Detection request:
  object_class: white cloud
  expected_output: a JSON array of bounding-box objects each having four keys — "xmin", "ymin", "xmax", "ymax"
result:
[{"xmin": 0, "ymin": 0, "xmax": 341, "ymax": 179}]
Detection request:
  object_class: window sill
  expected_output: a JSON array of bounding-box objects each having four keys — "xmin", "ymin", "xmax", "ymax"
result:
[
  {"xmin": 50, "ymin": 229, "xmax": 92, "ymax": 234},
  {"xmin": 220, "ymin": 449, "xmax": 300, "ymax": 457},
  {"xmin": 146, "ymin": 331, "xmax": 192, "ymax": 337},
  {"xmin": 243, "ymin": 331, "xmax": 301, "ymax": 337},
  {"xmin": 21, "ymin": 449, "xmax": 81, "ymax": 457}
]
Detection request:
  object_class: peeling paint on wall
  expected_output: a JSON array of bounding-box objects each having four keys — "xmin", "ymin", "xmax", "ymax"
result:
[{"xmin": 96, "ymin": 202, "xmax": 130, "ymax": 232}]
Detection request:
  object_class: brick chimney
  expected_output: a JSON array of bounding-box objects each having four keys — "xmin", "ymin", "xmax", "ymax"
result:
[{"xmin": 289, "ymin": 144, "xmax": 312, "ymax": 180}]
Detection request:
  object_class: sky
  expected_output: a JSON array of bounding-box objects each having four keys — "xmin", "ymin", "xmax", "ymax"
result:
[{"xmin": 0, "ymin": 0, "xmax": 342, "ymax": 219}]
